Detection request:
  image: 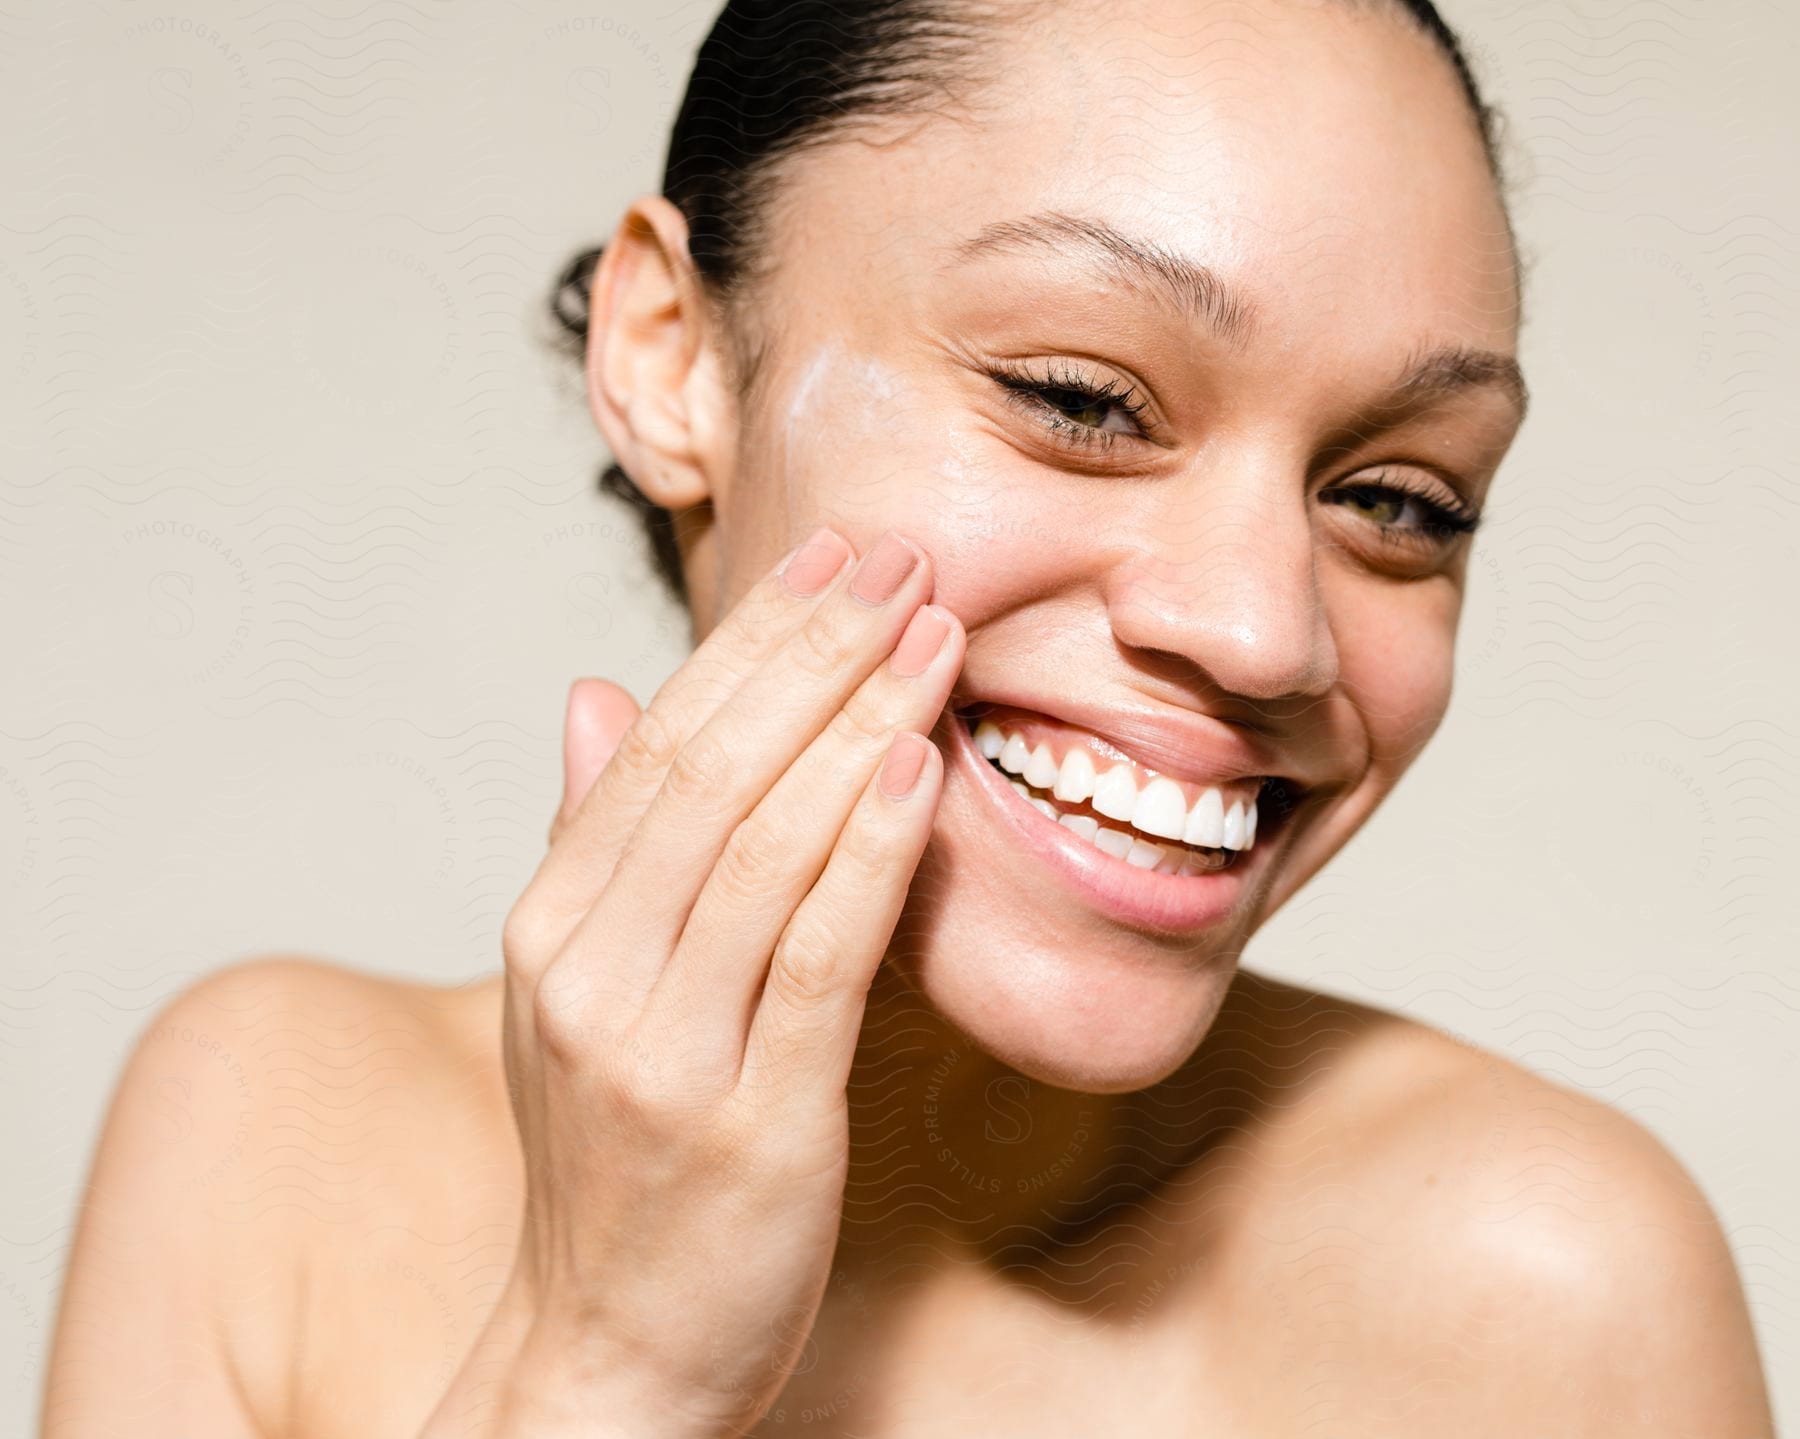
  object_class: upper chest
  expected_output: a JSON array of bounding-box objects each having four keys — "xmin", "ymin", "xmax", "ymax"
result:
[
  {"xmin": 281, "ymin": 998, "xmax": 1501, "ymax": 1439},
  {"xmin": 739, "ymin": 1213, "xmax": 1430, "ymax": 1439},
  {"xmin": 294, "ymin": 1187, "xmax": 1492, "ymax": 1439},
  {"xmin": 295, "ymin": 1208, "xmax": 1325, "ymax": 1439}
]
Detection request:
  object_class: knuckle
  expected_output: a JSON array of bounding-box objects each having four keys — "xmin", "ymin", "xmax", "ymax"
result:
[
  {"xmin": 608, "ymin": 707, "xmax": 681, "ymax": 791},
  {"xmin": 769, "ymin": 924, "xmax": 846, "ymax": 1009},
  {"xmin": 501, "ymin": 892, "xmax": 558, "ymax": 973},
  {"xmin": 600, "ymin": 1047, "xmax": 665, "ymax": 1112},
  {"xmin": 712, "ymin": 819, "xmax": 787, "ymax": 904},
  {"xmin": 734, "ymin": 572, "xmax": 797, "ymax": 628},
  {"xmin": 826, "ymin": 696, "xmax": 893, "ymax": 751},
  {"xmin": 832, "ymin": 802, "xmax": 897, "ymax": 883},
  {"xmin": 528, "ymin": 963, "xmax": 601, "ymax": 1064},
  {"xmin": 609, "ymin": 1024, "xmax": 733, "ymax": 1117},
  {"xmin": 791, "ymin": 611, "xmax": 857, "ymax": 682},
  {"xmin": 663, "ymin": 726, "xmax": 733, "ymax": 805}
]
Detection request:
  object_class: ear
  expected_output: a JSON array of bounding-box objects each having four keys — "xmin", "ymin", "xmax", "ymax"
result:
[{"xmin": 584, "ymin": 195, "xmax": 732, "ymax": 515}]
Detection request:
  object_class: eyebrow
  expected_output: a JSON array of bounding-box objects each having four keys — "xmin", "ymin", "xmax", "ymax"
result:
[
  {"xmin": 1387, "ymin": 342, "xmax": 1530, "ymax": 425},
  {"xmin": 944, "ymin": 209, "xmax": 1257, "ymax": 346},
  {"xmin": 944, "ymin": 208, "xmax": 1528, "ymax": 423}
]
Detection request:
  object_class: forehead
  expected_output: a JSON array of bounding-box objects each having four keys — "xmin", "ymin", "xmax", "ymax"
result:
[{"xmin": 758, "ymin": 0, "xmax": 1518, "ymax": 362}]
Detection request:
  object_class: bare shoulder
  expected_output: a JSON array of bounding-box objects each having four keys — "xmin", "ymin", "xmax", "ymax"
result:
[
  {"xmin": 141, "ymin": 952, "xmax": 509, "ymax": 1103},
  {"xmin": 1219, "ymin": 971, "xmax": 1775, "ymax": 1435},
  {"xmin": 47, "ymin": 957, "xmax": 514, "ymax": 1437},
  {"xmin": 130, "ymin": 950, "xmax": 502, "ymax": 1059},
  {"xmin": 111, "ymin": 955, "xmax": 511, "ymax": 1201}
]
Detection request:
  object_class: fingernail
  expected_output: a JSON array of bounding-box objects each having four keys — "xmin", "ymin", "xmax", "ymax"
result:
[
  {"xmin": 880, "ymin": 731, "xmax": 930, "ymax": 798},
  {"xmin": 849, "ymin": 531, "xmax": 919, "ymax": 605},
  {"xmin": 779, "ymin": 527, "xmax": 852, "ymax": 596},
  {"xmin": 890, "ymin": 604, "xmax": 952, "ymax": 678}
]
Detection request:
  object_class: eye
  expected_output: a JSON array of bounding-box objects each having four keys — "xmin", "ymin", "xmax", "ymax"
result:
[
  {"xmin": 984, "ymin": 358, "xmax": 1159, "ymax": 452},
  {"xmin": 1317, "ymin": 469, "xmax": 1482, "ymax": 553}
]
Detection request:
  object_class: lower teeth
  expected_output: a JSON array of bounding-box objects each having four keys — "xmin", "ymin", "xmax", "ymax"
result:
[{"xmin": 993, "ymin": 763, "xmax": 1233, "ymax": 876}]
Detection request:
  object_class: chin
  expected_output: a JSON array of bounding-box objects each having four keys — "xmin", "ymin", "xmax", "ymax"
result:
[
  {"xmin": 875, "ymin": 705, "xmax": 1284, "ymax": 1094},
  {"xmin": 884, "ymin": 910, "xmax": 1240, "ymax": 1094}
]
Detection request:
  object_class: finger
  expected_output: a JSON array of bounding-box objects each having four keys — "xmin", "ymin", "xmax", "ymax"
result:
[
  {"xmin": 544, "ymin": 534, "xmax": 932, "ymax": 1030},
  {"xmin": 645, "ymin": 602, "xmax": 963, "ymax": 1044},
  {"xmin": 548, "ymin": 678, "xmax": 641, "ymax": 848},
  {"xmin": 589, "ymin": 531, "xmax": 935, "ymax": 970},
  {"xmin": 742, "ymin": 728, "xmax": 944, "ymax": 1097},
  {"xmin": 525, "ymin": 526, "xmax": 855, "ymax": 934}
]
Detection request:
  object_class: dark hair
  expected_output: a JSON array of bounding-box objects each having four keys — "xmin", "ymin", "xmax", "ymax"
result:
[{"xmin": 551, "ymin": 0, "xmax": 1505, "ymax": 610}]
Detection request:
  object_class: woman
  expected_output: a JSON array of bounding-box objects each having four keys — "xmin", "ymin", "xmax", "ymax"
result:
[{"xmin": 44, "ymin": 0, "xmax": 1775, "ymax": 1434}]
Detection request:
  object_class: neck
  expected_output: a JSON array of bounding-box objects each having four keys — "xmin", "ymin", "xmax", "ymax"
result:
[{"xmin": 834, "ymin": 960, "xmax": 1266, "ymax": 1290}]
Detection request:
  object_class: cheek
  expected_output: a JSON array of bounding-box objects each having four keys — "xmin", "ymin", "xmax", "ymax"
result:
[
  {"xmin": 903, "ymin": 503, "xmax": 1077, "ymax": 623},
  {"xmin": 811, "ymin": 438, "xmax": 1102, "ymax": 625},
  {"xmin": 712, "ymin": 347, "xmax": 905, "ymax": 614},
  {"xmin": 1332, "ymin": 578, "xmax": 1461, "ymax": 770},
  {"xmin": 733, "ymin": 344, "xmax": 950, "ymax": 548},
  {"xmin": 741, "ymin": 352, "xmax": 1073, "ymax": 619}
]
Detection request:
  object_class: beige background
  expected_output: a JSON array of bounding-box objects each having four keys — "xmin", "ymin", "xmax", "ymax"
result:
[{"xmin": 3, "ymin": 0, "xmax": 1795, "ymax": 1431}]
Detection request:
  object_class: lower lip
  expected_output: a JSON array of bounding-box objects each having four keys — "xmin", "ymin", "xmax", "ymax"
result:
[{"xmin": 944, "ymin": 711, "xmax": 1256, "ymax": 934}]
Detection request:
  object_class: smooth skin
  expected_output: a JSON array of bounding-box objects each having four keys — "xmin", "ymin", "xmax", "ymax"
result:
[{"xmin": 44, "ymin": 1, "xmax": 1774, "ymax": 1435}]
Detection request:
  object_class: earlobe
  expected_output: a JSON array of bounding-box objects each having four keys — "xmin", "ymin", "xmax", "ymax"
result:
[{"xmin": 584, "ymin": 196, "xmax": 722, "ymax": 514}]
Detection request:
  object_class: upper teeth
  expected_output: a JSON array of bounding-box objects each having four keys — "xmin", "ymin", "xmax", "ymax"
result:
[{"xmin": 975, "ymin": 718, "xmax": 1259, "ymax": 852}]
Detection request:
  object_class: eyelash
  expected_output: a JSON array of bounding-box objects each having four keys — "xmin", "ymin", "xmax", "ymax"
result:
[
  {"xmin": 984, "ymin": 357, "xmax": 1157, "ymax": 451},
  {"xmin": 1318, "ymin": 470, "xmax": 1483, "ymax": 545},
  {"xmin": 983, "ymin": 357, "xmax": 1482, "ymax": 544}
]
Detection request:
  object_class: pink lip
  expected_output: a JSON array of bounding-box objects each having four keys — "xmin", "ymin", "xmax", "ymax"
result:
[{"xmin": 944, "ymin": 709, "xmax": 1258, "ymax": 935}]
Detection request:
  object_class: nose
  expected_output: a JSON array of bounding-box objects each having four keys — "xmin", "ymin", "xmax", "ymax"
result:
[{"xmin": 1100, "ymin": 463, "xmax": 1339, "ymax": 704}]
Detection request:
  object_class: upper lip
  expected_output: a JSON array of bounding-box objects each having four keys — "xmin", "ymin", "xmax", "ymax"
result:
[{"xmin": 952, "ymin": 686, "xmax": 1317, "ymax": 794}]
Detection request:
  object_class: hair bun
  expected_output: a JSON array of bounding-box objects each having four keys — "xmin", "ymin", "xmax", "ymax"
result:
[{"xmin": 552, "ymin": 245, "xmax": 605, "ymax": 343}]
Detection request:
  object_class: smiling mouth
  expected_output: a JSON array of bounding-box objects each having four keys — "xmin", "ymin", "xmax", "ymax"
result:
[{"xmin": 953, "ymin": 702, "xmax": 1303, "ymax": 878}]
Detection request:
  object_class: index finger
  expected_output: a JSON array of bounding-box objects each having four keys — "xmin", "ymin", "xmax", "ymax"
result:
[{"xmin": 526, "ymin": 525, "xmax": 857, "ymax": 929}]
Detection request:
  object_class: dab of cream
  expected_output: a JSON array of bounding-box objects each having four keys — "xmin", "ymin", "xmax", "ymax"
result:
[{"xmin": 775, "ymin": 339, "xmax": 911, "ymax": 519}]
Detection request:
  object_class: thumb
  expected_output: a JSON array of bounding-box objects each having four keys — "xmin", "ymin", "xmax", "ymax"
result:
[{"xmin": 550, "ymin": 677, "xmax": 641, "ymax": 847}]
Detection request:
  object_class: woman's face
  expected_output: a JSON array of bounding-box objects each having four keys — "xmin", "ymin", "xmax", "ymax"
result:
[{"xmin": 683, "ymin": 0, "xmax": 1525, "ymax": 1092}]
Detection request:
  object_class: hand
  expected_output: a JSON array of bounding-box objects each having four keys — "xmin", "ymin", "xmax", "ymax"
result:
[{"xmin": 477, "ymin": 528, "xmax": 963, "ymax": 1437}]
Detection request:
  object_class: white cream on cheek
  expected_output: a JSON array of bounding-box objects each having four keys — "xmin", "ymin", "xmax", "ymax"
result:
[
  {"xmin": 775, "ymin": 340, "xmax": 841, "ymax": 526},
  {"xmin": 762, "ymin": 341, "xmax": 1107, "ymax": 634},
  {"xmin": 769, "ymin": 343, "xmax": 1105, "ymax": 634},
  {"xmin": 772, "ymin": 340, "xmax": 946, "ymax": 535}
]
